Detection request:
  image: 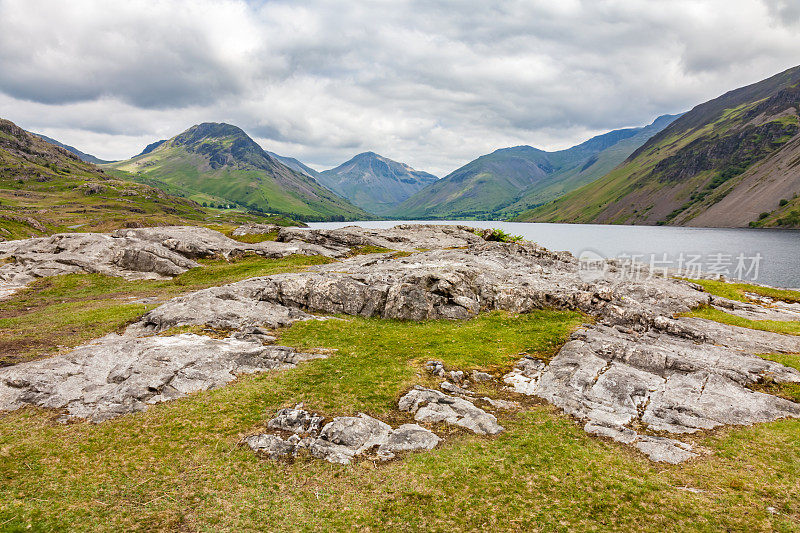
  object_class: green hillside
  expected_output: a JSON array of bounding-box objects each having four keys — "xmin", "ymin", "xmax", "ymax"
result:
[
  {"xmin": 390, "ymin": 115, "xmax": 678, "ymax": 220},
  {"xmin": 518, "ymin": 65, "xmax": 800, "ymax": 228},
  {"xmin": 0, "ymin": 118, "xmax": 228, "ymax": 240},
  {"xmin": 105, "ymin": 123, "xmax": 371, "ymax": 222}
]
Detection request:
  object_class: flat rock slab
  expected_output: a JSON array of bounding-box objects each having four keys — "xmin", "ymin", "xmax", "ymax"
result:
[
  {"xmin": 276, "ymin": 224, "xmax": 487, "ymax": 252},
  {"xmin": 504, "ymin": 324, "xmax": 800, "ymax": 463},
  {"xmin": 0, "ymin": 334, "xmax": 325, "ymax": 422},
  {"xmin": 399, "ymin": 386, "xmax": 504, "ymax": 435}
]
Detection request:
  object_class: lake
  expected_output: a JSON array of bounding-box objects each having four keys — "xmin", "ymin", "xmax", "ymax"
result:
[{"xmin": 307, "ymin": 220, "xmax": 800, "ymax": 289}]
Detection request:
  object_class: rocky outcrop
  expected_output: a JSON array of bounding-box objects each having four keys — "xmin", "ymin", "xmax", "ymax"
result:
[
  {"xmin": 0, "ymin": 334, "xmax": 326, "ymax": 422},
  {"xmin": 231, "ymin": 223, "xmax": 282, "ymax": 236},
  {"xmin": 1, "ymin": 223, "xmax": 798, "ymax": 464},
  {"xmin": 503, "ymin": 324, "xmax": 800, "ymax": 463},
  {"xmin": 276, "ymin": 224, "xmax": 487, "ymax": 252},
  {"xmin": 244, "ymin": 407, "xmax": 440, "ymax": 464},
  {"xmin": 398, "ymin": 386, "xmax": 504, "ymax": 435}
]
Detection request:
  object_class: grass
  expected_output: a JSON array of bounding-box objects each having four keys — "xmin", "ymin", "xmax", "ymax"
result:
[
  {"xmin": 688, "ymin": 278, "xmax": 800, "ymax": 304},
  {"xmin": 348, "ymin": 245, "xmax": 394, "ymax": 256},
  {"xmin": 0, "ymin": 312, "xmax": 799, "ymax": 531},
  {"xmin": 0, "ymin": 254, "xmax": 334, "ymax": 365},
  {"xmin": 682, "ymin": 306, "xmax": 800, "ymax": 336},
  {"xmin": 751, "ymin": 352, "xmax": 800, "ymax": 403}
]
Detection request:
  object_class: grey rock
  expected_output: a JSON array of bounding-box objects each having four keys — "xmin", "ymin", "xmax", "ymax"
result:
[
  {"xmin": 0, "ymin": 334, "xmax": 326, "ymax": 422},
  {"xmin": 440, "ymin": 381, "xmax": 473, "ymax": 396},
  {"xmin": 248, "ymin": 409, "xmax": 440, "ymax": 464},
  {"xmin": 398, "ymin": 386, "xmax": 504, "ymax": 435},
  {"xmin": 318, "ymin": 413, "xmax": 392, "ymax": 454},
  {"xmin": 244, "ymin": 433, "xmax": 295, "ymax": 458},
  {"xmin": 2, "ymin": 223, "xmax": 799, "ymax": 466},
  {"xmin": 377, "ymin": 424, "xmax": 440, "ymax": 456},
  {"xmin": 267, "ymin": 405, "xmax": 325, "ymax": 435},
  {"xmin": 504, "ymin": 324, "xmax": 800, "ymax": 462},
  {"xmin": 277, "ymin": 224, "xmax": 485, "ymax": 252},
  {"xmin": 472, "ymin": 370, "xmax": 494, "ymax": 382},
  {"xmin": 232, "ymin": 223, "xmax": 281, "ymax": 236}
]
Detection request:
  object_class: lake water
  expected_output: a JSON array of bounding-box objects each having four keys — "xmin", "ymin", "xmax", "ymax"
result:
[{"xmin": 307, "ymin": 220, "xmax": 800, "ymax": 289}]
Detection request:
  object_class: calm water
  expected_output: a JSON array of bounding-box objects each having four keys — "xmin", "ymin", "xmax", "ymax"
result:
[{"xmin": 307, "ymin": 220, "xmax": 800, "ymax": 289}]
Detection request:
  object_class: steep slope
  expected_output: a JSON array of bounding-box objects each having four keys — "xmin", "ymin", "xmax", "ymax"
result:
[
  {"xmin": 105, "ymin": 123, "xmax": 371, "ymax": 221},
  {"xmin": 316, "ymin": 152, "xmax": 438, "ymax": 215},
  {"xmin": 265, "ymin": 151, "xmax": 321, "ymax": 179},
  {"xmin": 31, "ymin": 133, "xmax": 112, "ymax": 165},
  {"xmin": 391, "ymin": 115, "xmax": 678, "ymax": 220},
  {"xmin": 520, "ymin": 65, "xmax": 800, "ymax": 228},
  {"xmin": 0, "ymin": 118, "xmax": 214, "ymax": 239}
]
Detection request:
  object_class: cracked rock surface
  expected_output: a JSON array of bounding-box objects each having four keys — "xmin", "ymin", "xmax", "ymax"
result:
[
  {"xmin": 399, "ymin": 386, "xmax": 504, "ymax": 435},
  {"xmin": 0, "ymin": 334, "xmax": 325, "ymax": 422},
  {"xmin": 244, "ymin": 407, "xmax": 441, "ymax": 464},
  {"xmin": 0, "ymin": 224, "xmax": 798, "ymax": 464}
]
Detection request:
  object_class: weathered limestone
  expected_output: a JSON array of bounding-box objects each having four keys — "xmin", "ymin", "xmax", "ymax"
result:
[
  {"xmin": 1, "ymin": 223, "xmax": 798, "ymax": 465},
  {"xmin": 0, "ymin": 334, "xmax": 326, "ymax": 422},
  {"xmin": 276, "ymin": 224, "xmax": 487, "ymax": 252},
  {"xmin": 398, "ymin": 386, "xmax": 504, "ymax": 435},
  {"xmin": 503, "ymin": 324, "xmax": 800, "ymax": 463},
  {"xmin": 231, "ymin": 223, "xmax": 282, "ymax": 236},
  {"xmin": 244, "ymin": 408, "xmax": 440, "ymax": 464}
]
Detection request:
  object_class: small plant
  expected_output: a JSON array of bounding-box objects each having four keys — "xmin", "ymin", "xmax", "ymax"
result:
[
  {"xmin": 484, "ymin": 228, "xmax": 525, "ymax": 243},
  {"xmin": 758, "ymin": 211, "xmax": 770, "ymax": 220},
  {"xmin": 779, "ymin": 198, "xmax": 789, "ymax": 207}
]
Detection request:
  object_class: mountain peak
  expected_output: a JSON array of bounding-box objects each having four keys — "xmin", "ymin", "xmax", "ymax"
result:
[
  {"xmin": 316, "ymin": 152, "xmax": 437, "ymax": 215},
  {"xmin": 172, "ymin": 122, "xmax": 251, "ymax": 146}
]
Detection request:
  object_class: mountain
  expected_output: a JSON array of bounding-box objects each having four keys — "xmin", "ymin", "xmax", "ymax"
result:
[
  {"xmin": 265, "ymin": 151, "xmax": 321, "ymax": 179},
  {"xmin": 519, "ymin": 65, "xmax": 800, "ymax": 228},
  {"xmin": 0, "ymin": 118, "xmax": 215, "ymax": 239},
  {"xmin": 390, "ymin": 115, "xmax": 679, "ymax": 220},
  {"xmin": 315, "ymin": 152, "xmax": 438, "ymax": 215},
  {"xmin": 104, "ymin": 123, "xmax": 371, "ymax": 221},
  {"xmin": 30, "ymin": 133, "xmax": 113, "ymax": 165}
]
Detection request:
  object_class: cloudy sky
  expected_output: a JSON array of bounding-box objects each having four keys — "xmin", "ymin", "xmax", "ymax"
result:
[{"xmin": 1, "ymin": 0, "xmax": 798, "ymax": 176}]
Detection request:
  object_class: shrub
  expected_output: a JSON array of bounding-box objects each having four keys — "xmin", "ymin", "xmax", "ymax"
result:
[
  {"xmin": 759, "ymin": 212, "xmax": 770, "ymax": 220},
  {"xmin": 779, "ymin": 198, "xmax": 789, "ymax": 207},
  {"xmin": 484, "ymin": 228, "xmax": 524, "ymax": 243}
]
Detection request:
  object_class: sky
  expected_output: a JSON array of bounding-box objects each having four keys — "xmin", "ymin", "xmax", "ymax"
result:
[{"xmin": 1, "ymin": 0, "xmax": 799, "ymax": 176}]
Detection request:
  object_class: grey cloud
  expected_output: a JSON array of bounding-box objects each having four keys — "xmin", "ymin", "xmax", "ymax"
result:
[{"xmin": 0, "ymin": 0, "xmax": 798, "ymax": 176}]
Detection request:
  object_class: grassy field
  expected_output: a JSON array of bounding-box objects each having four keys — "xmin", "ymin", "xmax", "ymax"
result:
[{"xmin": 0, "ymin": 311, "xmax": 798, "ymax": 531}]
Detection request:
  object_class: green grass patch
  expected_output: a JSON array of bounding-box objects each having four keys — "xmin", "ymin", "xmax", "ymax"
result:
[
  {"xmin": 687, "ymin": 278, "xmax": 800, "ymax": 304},
  {"xmin": 348, "ymin": 245, "xmax": 394, "ymax": 256},
  {"xmin": 279, "ymin": 311, "xmax": 585, "ymax": 413},
  {"xmin": 0, "ymin": 313, "xmax": 799, "ymax": 531},
  {"xmin": 0, "ymin": 254, "xmax": 334, "ymax": 365},
  {"xmin": 682, "ymin": 306, "xmax": 800, "ymax": 336}
]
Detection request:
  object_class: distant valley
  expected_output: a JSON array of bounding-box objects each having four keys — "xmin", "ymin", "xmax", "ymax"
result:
[{"xmin": 6, "ymin": 63, "xmax": 799, "ymax": 229}]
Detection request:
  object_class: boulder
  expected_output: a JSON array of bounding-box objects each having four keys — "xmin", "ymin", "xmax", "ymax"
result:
[{"xmin": 398, "ymin": 386, "xmax": 504, "ymax": 435}]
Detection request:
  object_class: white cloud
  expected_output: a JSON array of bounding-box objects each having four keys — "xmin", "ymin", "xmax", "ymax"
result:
[{"xmin": 0, "ymin": 0, "xmax": 797, "ymax": 176}]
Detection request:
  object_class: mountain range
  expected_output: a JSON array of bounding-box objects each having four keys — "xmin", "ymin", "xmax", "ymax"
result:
[
  {"xmin": 7, "ymin": 63, "xmax": 799, "ymax": 229},
  {"xmin": 519, "ymin": 65, "xmax": 800, "ymax": 228},
  {"xmin": 104, "ymin": 123, "xmax": 370, "ymax": 222},
  {"xmin": 389, "ymin": 114, "xmax": 679, "ymax": 220}
]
